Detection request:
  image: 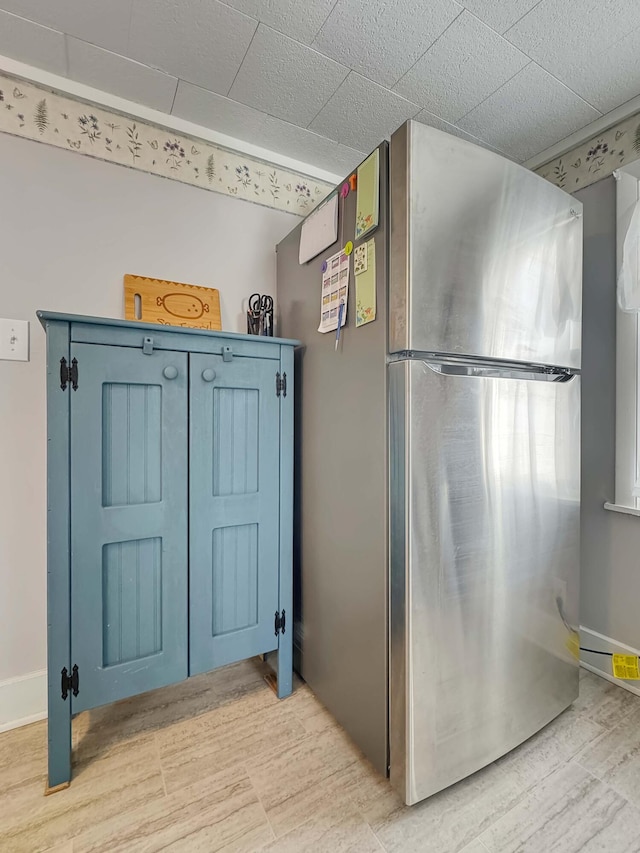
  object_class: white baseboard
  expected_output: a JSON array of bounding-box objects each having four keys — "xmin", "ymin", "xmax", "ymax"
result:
[
  {"xmin": 0, "ymin": 669, "xmax": 47, "ymax": 733},
  {"xmin": 580, "ymin": 625, "xmax": 640, "ymax": 697}
]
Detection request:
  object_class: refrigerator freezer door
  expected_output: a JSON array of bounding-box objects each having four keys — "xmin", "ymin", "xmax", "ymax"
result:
[
  {"xmin": 389, "ymin": 359, "xmax": 580, "ymax": 804},
  {"xmin": 389, "ymin": 121, "xmax": 582, "ymax": 369}
]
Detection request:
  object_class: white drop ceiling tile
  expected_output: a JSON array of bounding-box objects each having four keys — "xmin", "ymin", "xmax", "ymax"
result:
[
  {"xmin": 172, "ymin": 79, "xmax": 266, "ymax": 138},
  {"xmin": 457, "ymin": 63, "xmax": 601, "ymax": 162},
  {"xmin": 229, "ymin": 25, "xmax": 348, "ymax": 126},
  {"xmin": 222, "ymin": 0, "xmax": 337, "ymax": 44},
  {"xmin": 313, "ymin": 0, "xmax": 462, "ymax": 88},
  {"xmin": 67, "ymin": 39, "xmax": 178, "ymax": 113},
  {"xmin": 0, "ymin": 10, "xmax": 67, "ymax": 76},
  {"xmin": 559, "ymin": 26, "xmax": 640, "ymax": 114},
  {"xmin": 395, "ymin": 12, "xmax": 528, "ymax": 123},
  {"xmin": 0, "ymin": 0, "xmax": 133, "ymax": 53},
  {"xmin": 129, "ymin": 0, "xmax": 258, "ymax": 94},
  {"xmin": 506, "ymin": 0, "xmax": 640, "ymax": 80},
  {"xmin": 172, "ymin": 80, "xmax": 364, "ymax": 175},
  {"xmin": 258, "ymin": 118, "xmax": 366, "ymax": 176},
  {"xmin": 415, "ymin": 109, "xmax": 510, "ymax": 157},
  {"xmin": 458, "ymin": 0, "xmax": 541, "ymax": 34},
  {"xmin": 310, "ymin": 73, "xmax": 420, "ymax": 151}
]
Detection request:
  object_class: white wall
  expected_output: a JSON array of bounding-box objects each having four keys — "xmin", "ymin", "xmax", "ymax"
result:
[{"xmin": 0, "ymin": 132, "xmax": 297, "ymax": 728}]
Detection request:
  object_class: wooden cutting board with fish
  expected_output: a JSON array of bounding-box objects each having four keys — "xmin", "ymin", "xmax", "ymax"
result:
[{"xmin": 124, "ymin": 274, "xmax": 222, "ymax": 331}]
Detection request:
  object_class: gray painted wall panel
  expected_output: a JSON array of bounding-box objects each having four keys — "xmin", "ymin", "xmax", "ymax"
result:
[{"xmin": 577, "ymin": 176, "xmax": 640, "ymax": 651}]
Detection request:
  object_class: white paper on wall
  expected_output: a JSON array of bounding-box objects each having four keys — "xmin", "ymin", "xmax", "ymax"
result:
[{"xmin": 299, "ymin": 192, "xmax": 338, "ymax": 264}]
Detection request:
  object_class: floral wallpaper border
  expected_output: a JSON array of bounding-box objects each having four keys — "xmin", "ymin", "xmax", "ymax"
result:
[
  {"xmin": 0, "ymin": 72, "xmax": 334, "ymax": 215},
  {"xmin": 535, "ymin": 112, "xmax": 640, "ymax": 193},
  {"xmin": 6, "ymin": 69, "xmax": 637, "ymax": 209}
]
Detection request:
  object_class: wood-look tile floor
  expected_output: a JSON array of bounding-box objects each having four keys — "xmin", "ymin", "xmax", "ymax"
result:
[{"xmin": 2, "ymin": 661, "xmax": 640, "ymax": 853}]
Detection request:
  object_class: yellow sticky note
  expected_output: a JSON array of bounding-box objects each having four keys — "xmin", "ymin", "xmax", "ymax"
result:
[
  {"xmin": 612, "ymin": 654, "xmax": 640, "ymax": 680},
  {"xmin": 566, "ymin": 631, "xmax": 580, "ymax": 660}
]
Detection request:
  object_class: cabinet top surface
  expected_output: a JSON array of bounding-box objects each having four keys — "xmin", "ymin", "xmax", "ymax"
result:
[{"xmin": 37, "ymin": 311, "xmax": 299, "ymax": 347}]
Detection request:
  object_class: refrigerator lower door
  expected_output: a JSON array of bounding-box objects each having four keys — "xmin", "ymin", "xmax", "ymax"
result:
[{"xmin": 389, "ymin": 358, "xmax": 580, "ymax": 805}]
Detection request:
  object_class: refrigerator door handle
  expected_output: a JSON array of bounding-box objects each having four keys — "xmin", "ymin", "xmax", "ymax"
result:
[{"xmin": 421, "ymin": 360, "xmax": 576, "ymax": 383}]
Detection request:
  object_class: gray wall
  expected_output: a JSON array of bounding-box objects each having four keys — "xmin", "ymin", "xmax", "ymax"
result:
[{"xmin": 577, "ymin": 176, "xmax": 640, "ymax": 652}]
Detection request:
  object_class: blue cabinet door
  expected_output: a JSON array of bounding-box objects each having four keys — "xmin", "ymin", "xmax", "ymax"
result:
[
  {"xmin": 70, "ymin": 343, "xmax": 188, "ymax": 712},
  {"xmin": 189, "ymin": 353, "xmax": 281, "ymax": 674}
]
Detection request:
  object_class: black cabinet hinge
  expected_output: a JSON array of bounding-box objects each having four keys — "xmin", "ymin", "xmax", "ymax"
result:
[
  {"xmin": 61, "ymin": 664, "xmax": 79, "ymax": 700},
  {"xmin": 275, "ymin": 371, "xmax": 287, "ymax": 398},
  {"xmin": 274, "ymin": 609, "xmax": 286, "ymax": 636},
  {"xmin": 60, "ymin": 357, "xmax": 78, "ymax": 391}
]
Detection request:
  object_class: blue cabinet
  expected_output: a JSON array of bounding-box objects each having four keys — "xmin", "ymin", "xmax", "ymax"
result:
[{"xmin": 39, "ymin": 313, "xmax": 296, "ymax": 791}]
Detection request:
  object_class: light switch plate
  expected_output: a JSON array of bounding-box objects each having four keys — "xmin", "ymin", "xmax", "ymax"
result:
[{"xmin": 0, "ymin": 318, "xmax": 30, "ymax": 361}]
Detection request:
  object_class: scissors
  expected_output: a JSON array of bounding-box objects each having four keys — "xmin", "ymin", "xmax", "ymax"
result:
[
  {"xmin": 247, "ymin": 293, "xmax": 274, "ymax": 336},
  {"xmin": 249, "ymin": 293, "xmax": 273, "ymax": 313}
]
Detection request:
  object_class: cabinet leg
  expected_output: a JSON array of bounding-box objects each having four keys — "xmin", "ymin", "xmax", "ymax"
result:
[
  {"xmin": 46, "ymin": 678, "xmax": 72, "ymax": 791},
  {"xmin": 45, "ymin": 319, "xmax": 73, "ymax": 792},
  {"xmin": 277, "ymin": 342, "xmax": 294, "ymax": 700},
  {"xmin": 277, "ymin": 630, "xmax": 293, "ymax": 699}
]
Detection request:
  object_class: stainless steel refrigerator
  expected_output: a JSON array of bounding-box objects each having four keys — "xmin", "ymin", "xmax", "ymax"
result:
[{"xmin": 276, "ymin": 120, "xmax": 582, "ymax": 805}]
